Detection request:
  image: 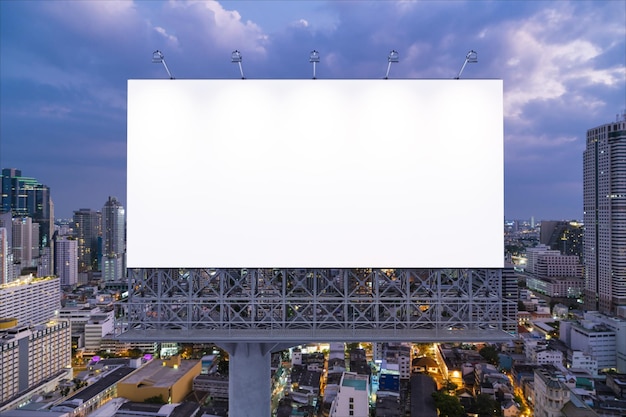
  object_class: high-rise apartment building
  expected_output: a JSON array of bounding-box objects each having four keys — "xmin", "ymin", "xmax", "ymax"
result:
[
  {"xmin": 73, "ymin": 208, "xmax": 101, "ymax": 273},
  {"xmin": 55, "ymin": 236, "xmax": 78, "ymax": 286},
  {"xmin": 101, "ymin": 196, "xmax": 125, "ymax": 281},
  {"xmin": 0, "ymin": 320, "xmax": 71, "ymax": 404},
  {"xmin": 0, "ymin": 212, "xmax": 14, "ymax": 284},
  {"xmin": 0, "ymin": 276, "xmax": 61, "ymax": 327},
  {"xmin": 583, "ymin": 114, "xmax": 626, "ymax": 314},
  {"xmin": 11, "ymin": 216, "xmax": 39, "ymax": 270},
  {"xmin": 1, "ymin": 168, "xmax": 53, "ymax": 251},
  {"xmin": 540, "ymin": 220, "xmax": 583, "ymax": 260}
]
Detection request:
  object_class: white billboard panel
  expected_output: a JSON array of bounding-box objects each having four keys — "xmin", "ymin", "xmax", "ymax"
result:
[{"xmin": 127, "ymin": 79, "xmax": 503, "ymax": 268}]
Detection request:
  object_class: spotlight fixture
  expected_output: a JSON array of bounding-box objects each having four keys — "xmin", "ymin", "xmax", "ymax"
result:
[
  {"xmin": 231, "ymin": 50, "xmax": 245, "ymax": 79},
  {"xmin": 152, "ymin": 50, "xmax": 174, "ymax": 79},
  {"xmin": 455, "ymin": 50, "xmax": 478, "ymax": 79},
  {"xmin": 385, "ymin": 50, "xmax": 399, "ymax": 79},
  {"xmin": 309, "ymin": 50, "xmax": 320, "ymax": 79}
]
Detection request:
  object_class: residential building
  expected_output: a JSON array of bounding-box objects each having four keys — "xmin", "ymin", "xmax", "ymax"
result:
[
  {"xmin": 526, "ymin": 245, "xmax": 561, "ymax": 275},
  {"xmin": 55, "ymin": 236, "xmax": 78, "ymax": 287},
  {"xmin": 0, "ymin": 320, "xmax": 72, "ymax": 404},
  {"xmin": 569, "ymin": 351, "xmax": 598, "ymax": 376},
  {"xmin": 11, "ymin": 217, "xmax": 39, "ymax": 269},
  {"xmin": 0, "ymin": 276, "xmax": 60, "ymax": 327},
  {"xmin": 101, "ymin": 197, "xmax": 125, "ymax": 282},
  {"xmin": 583, "ymin": 114, "xmax": 626, "ymax": 314},
  {"xmin": 0, "ymin": 227, "xmax": 8, "ymax": 285},
  {"xmin": 329, "ymin": 372, "xmax": 369, "ymax": 417},
  {"xmin": 540, "ymin": 220, "xmax": 583, "ymax": 260},
  {"xmin": 533, "ymin": 366, "xmax": 570, "ymax": 417}
]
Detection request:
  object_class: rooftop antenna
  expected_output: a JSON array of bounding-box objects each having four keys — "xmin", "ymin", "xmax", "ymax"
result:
[
  {"xmin": 385, "ymin": 50, "xmax": 399, "ymax": 79},
  {"xmin": 455, "ymin": 50, "xmax": 477, "ymax": 79},
  {"xmin": 152, "ymin": 50, "xmax": 174, "ymax": 79},
  {"xmin": 231, "ymin": 50, "xmax": 245, "ymax": 79},
  {"xmin": 309, "ymin": 50, "xmax": 320, "ymax": 79}
]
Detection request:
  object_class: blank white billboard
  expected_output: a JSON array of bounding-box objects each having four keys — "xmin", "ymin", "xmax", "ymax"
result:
[{"xmin": 127, "ymin": 79, "xmax": 503, "ymax": 268}]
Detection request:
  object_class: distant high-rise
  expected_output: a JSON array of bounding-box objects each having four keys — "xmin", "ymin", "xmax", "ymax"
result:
[
  {"xmin": 1, "ymin": 168, "xmax": 53, "ymax": 251},
  {"xmin": 101, "ymin": 196, "xmax": 125, "ymax": 281},
  {"xmin": 55, "ymin": 236, "xmax": 78, "ymax": 286},
  {"xmin": 73, "ymin": 208, "xmax": 102, "ymax": 272},
  {"xmin": 583, "ymin": 114, "xmax": 626, "ymax": 314},
  {"xmin": 11, "ymin": 216, "xmax": 39, "ymax": 270},
  {"xmin": 540, "ymin": 220, "xmax": 583, "ymax": 260}
]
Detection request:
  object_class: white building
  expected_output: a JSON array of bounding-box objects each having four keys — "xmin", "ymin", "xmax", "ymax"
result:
[
  {"xmin": 583, "ymin": 114, "xmax": 626, "ymax": 314},
  {"xmin": 526, "ymin": 245, "xmax": 561, "ymax": 275},
  {"xmin": 0, "ymin": 276, "xmax": 60, "ymax": 327},
  {"xmin": 55, "ymin": 236, "xmax": 78, "ymax": 286},
  {"xmin": 0, "ymin": 320, "xmax": 72, "ymax": 404},
  {"xmin": 534, "ymin": 349, "xmax": 563, "ymax": 367},
  {"xmin": 330, "ymin": 372, "xmax": 370, "ymax": 417},
  {"xmin": 84, "ymin": 310, "xmax": 115, "ymax": 354},
  {"xmin": 11, "ymin": 217, "xmax": 39, "ymax": 269},
  {"xmin": 560, "ymin": 320, "xmax": 616, "ymax": 372},
  {"xmin": 533, "ymin": 366, "xmax": 570, "ymax": 417},
  {"xmin": 569, "ymin": 351, "xmax": 598, "ymax": 376},
  {"xmin": 582, "ymin": 311, "xmax": 626, "ymax": 372}
]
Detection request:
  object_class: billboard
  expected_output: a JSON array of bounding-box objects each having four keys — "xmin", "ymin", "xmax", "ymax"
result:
[{"xmin": 127, "ymin": 79, "xmax": 503, "ymax": 268}]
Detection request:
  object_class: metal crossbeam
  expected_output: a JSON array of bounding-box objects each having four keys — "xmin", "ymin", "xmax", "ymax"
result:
[{"xmin": 116, "ymin": 268, "xmax": 515, "ymax": 343}]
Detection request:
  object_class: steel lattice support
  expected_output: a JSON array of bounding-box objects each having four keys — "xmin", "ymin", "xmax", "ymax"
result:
[{"xmin": 116, "ymin": 268, "xmax": 515, "ymax": 343}]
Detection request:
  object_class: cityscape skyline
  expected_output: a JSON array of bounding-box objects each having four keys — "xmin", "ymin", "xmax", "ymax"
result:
[{"xmin": 0, "ymin": 1, "xmax": 625, "ymax": 221}]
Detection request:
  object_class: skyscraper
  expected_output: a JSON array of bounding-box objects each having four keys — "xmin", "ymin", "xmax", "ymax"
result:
[
  {"xmin": 583, "ymin": 113, "xmax": 626, "ymax": 314},
  {"xmin": 101, "ymin": 196, "xmax": 125, "ymax": 281},
  {"xmin": 73, "ymin": 208, "xmax": 102, "ymax": 272},
  {"xmin": 1, "ymin": 168, "xmax": 53, "ymax": 251},
  {"xmin": 55, "ymin": 236, "xmax": 78, "ymax": 286}
]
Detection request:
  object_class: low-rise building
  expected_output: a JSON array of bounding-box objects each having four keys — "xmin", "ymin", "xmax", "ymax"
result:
[
  {"xmin": 330, "ymin": 372, "xmax": 369, "ymax": 417},
  {"xmin": 117, "ymin": 356, "xmax": 201, "ymax": 404}
]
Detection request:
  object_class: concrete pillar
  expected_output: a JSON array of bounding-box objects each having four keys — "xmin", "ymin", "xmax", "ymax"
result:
[{"xmin": 221, "ymin": 342, "xmax": 277, "ymax": 417}]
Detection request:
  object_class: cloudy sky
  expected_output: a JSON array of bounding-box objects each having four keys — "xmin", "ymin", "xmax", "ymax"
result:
[{"xmin": 1, "ymin": 0, "xmax": 624, "ymax": 221}]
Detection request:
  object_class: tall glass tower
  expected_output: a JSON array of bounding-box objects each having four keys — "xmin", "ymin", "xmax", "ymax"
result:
[
  {"xmin": 101, "ymin": 196, "xmax": 125, "ymax": 281},
  {"xmin": 583, "ymin": 113, "xmax": 626, "ymax": 314},
  {"xmin": 1, "ymin": 168, "xmax": 53, "ymax": 251},
  {"xmin": 73, "ymin": 208, "xmax": 102, "ymax": 272}
]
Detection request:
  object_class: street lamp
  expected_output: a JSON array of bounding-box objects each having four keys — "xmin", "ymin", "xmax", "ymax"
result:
[
  {"xmin": 152, "ymin": 50, "xmax": 174, "ymax": 79},
  {"xmin": 231, "ymin": 50, "xmax": 245, "ymax": 79},
  {"xmin": 309, "ymin": 50, "xmax": 320, "ymax": 79},
  {"xmin": 455, "ymin": 50, "xmax": 477, "ymax": 79},
  {"xmin": 385, "ymin": 50, "xmax": 399, "ymax": 79}
]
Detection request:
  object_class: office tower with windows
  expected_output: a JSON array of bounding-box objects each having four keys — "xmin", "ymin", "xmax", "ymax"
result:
[
  {"xmin": 1, "ymin": 168, "xmax": 53, "ymax": 251},
  {"xmin": 583, "ymin": 113, "xmax": 626, "ymax": 314},
  {"xmin": 101, "ymin": 196, "xmax": 125, "ymax": 281},
  {"xmin": 73, "ymin": 208, "xmax": 102, "ymax": 272}
]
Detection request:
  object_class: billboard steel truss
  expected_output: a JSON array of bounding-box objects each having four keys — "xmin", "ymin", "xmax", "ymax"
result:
[{"xmin": 117, "ymin": 268, "xmax": 515, "ymax": 343}]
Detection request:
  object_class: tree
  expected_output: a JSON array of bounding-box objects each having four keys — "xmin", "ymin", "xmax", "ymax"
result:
[
  {"xmin": 470, "ymin": 394, "xmax": 503, "ymax": 417},
  {"xmin": 479, "ymin": 345, "xmax": 500, "ymax": 367},
  {"xmin": 144, "ymin": 394, "xmax": 165, "ymax": 404},
  {"xmin": 432, "ymin": 390, "xmax": 465, "ymax": 417}
]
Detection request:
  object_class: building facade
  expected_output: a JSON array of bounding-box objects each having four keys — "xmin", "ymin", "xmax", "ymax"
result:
[
  {"xmin": 101, "ymin": 197, "xmax": 125, "ymax": 282},
  {"xmin": 583, "ymin": 114, "xmax": 626, "ymax": 314},
  {"xmin": 0, "ymin": 276, "xmax": 60, "ymax": 327},
  {"xmin": 0, "ymin": 320, "xmax": 71, "ymax": 404},
  {"xmin": 72, "ymin": 208, "xmax": 102, "ymax": 273},
  {"xmin": 1, "ymin": 168, "xmax": 53, "ymax": 252},
  {"xmin": 55, "ymin": 237, "xmax": 78, "ymax": 286}
]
